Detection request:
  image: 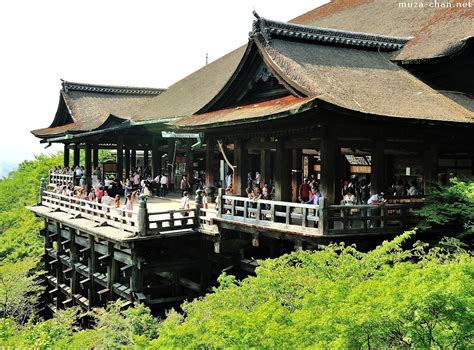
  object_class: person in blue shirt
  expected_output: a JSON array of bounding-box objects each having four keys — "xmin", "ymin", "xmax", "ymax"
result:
[{"xmin": 306, "ymin": 188, "xmax": 321, "ymax": 206}]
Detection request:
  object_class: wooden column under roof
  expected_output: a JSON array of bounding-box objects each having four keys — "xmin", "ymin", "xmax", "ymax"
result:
[
  {"xmin": 423, "ymin": 142, "xmax": 439, "ymax": 194},
  {"xmin": 92, "ymin": 144, "xmax": 99, "ymax": 169},
  {"xmin": 260, "ymin": 139, "xmax": 272, "ymax": 187},
  {"xmin": 84, "ymin": 142, "xmax": 92, "ymax": 188},
  {"xmin": 143, "ymin": 145, "xmax": 149, "ymax": 172},
  {"xmin": 125, "ymin": 144, "xmax": 131, "ymax": 180},
  {"xmin": 116, "ymin": 138, "xmax": 124, "ymax": 182},
  {"xmin": 167, "ymin": 139, "xmax": 175, "ymax": 187},
  {"xmin": 274, "ymin": 140, "xmax": 291, "ymax": 201},
  {"xmin": 320, "ymin": 135, "xmax": 338, "ymax": 205},
  {"xmin": 291, "ymin": 149, "xmax": 303, "ymax": 202},
  {"xmin": 152, "ymin": 137, "xmax": 162, "ymax": 178},
  {"xmin": 234, "ymin": 139, "xmax": 248, "ymax": 196},
  {"xmin": 205, "ymin": 137, "xmax": 215, "ymax": 187},
  {"xmin": 131, "ymin": 147, "xmax": 137, "ymax": 172},
  {"xmin": 73, "ymin": 144, "xmax": 80, "ymax": 167},
  {"xmin": 371, "ymin": 140, "xmax": 385, "ymax": 195},
  {"xmin": 63, "ymin": 144, "xmax": 70, "ymax": 168}
]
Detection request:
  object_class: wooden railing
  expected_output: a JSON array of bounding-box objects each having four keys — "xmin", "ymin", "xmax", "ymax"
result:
[
  {"xmin": 217, "ymin": 195, "xmax": 320, "ymax": 234},
  {"xmin": 325, "ymin": 202, "xmax": 423, "ymax": 235},
  {"xmin": 202, "ymin": 190, "xmax": 423, "ymax": 236},
  {"xmin": 147, "ymin": 209, "xmax": 196, "ymax": 235},
  {"xmin": 40, "ymin": 191, "xmax": 196, "ymax": 237},
  {"xmin": 41, "ymin": 191, "xmax": 138, "ymax": 234},
  {"xmin": 49, "ymin": 172, "xmax": 74, "ymax": 186}
]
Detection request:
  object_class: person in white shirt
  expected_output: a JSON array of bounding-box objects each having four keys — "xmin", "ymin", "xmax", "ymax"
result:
[
  {"xmin": 180, "ymin": 191, "xmax": 190, "ymax": 224},
  {"xmin": 407, "ymin": 181, "xmax": 419, "ymax": 196},
  {"xmin": 160, "ymin": 174, "xmax": 168, "ymax": 197},
  {"xmin": 101, "ymin": 191, "xmax": 111, "ymax": 206}
]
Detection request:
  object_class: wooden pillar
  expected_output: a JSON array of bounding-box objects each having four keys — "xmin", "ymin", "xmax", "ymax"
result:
[
  {"xmin": 205, "ymin": 137, "xmax": 215, "ymax": 187},
  {"xmin": 260, "ymin": 149, "xmax": 272, "ymax": 186},
  {"xmin": 186, "ymin": 148, "xmax": 194, "ymax": 183},
  {"xmin": 131, "ymin": 147, "xmax": 137, "ymax": 172},
  {"xmin": 423, "ymin": 142, "xmax": 439, "ymax": 194},
  {"xmin": 130, "ymin": 247, "xmax": 142, "ymax": 293},
  {"xmin": 371, "ymin": 140, "xmax": 385, "ymax": 195},
  {"xmin": 274, "ymin": 140, "xmax": 291, "ymax": 201},
  {"xmin": 70, "ymin": 230, "xmax": 79, "ymax": 297},
  {"xmin": 124, "ymin": 144, "xmax": 131, "ymax": 180},
  {"xmin": 92, "ymin": 144, "xmax": 99, "ymax": 169},
  {"xmin": 167, "ymin": 139, "xmax": 175, "ymax": 187},
  {"xmin": 143, "ymin": 145, "xmax": 149, "ymax": 171},
  {"xmin": 63, "ymin": 144, "xmax": 70, "ymax": 168},
  {"xmin": 73, "ymin": 144, "xmax": 80, "ymax": 167},
  {"xmin": 107, "ymin": 242, "xmax": 117, "ymax": 301},
  {"xmin": 84, "ymin": 142, "xmax": 92, "ymax": 188},
  {"xmin": 88, "ymin": 234, "xmax": 97, "ymax": 308},
  {"xmin": 291, "ymin": 149, "xmax": 302, "ymax": 202},
  {"xmin": 116, "ymin": 139, "xmax": 124, "ymax": 182},
  {"xmin": 152, "ymin": 137, "xmax": 162, "ymax": 178},
  {"xmin": 320, "ymin": 135, "xmax": 338, "ymax": 205},
  {"xmin": 234, "ymin": 139, "xmax": 248, "ymax": 196}
]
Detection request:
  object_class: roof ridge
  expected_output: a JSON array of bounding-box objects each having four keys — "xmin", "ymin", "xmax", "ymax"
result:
[
  {"xmin": 251, "ymin": 15, "xmax": 413, "ymax": 52},
  {"xmin": 61, "ymin": 80, "xmax": 165, "ymax": 96}
]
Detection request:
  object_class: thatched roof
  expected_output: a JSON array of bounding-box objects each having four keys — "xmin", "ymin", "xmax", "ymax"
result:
[
  {"xmin": 257, "ymin": 37, "xmax": 472, "ymax": 123},
  {"xmin": 291, "ymin": 0, "xmax": 473, "ymax": 61},
  {"xmin": 31, "ymin": 81, "xmax": 163, "ymax": 138}
]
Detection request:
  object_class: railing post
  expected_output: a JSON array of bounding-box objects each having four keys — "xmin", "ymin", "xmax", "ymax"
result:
[
  {"xmin": 318, "ymin": 197, "xmax": 328, "ymax": 235},
  {"xmin": 38, "ymin": 177, "xmax": 46, "ymax": 205},
  {"xmin": 138, "ymin": 194, "xmax": 148, "ymax": 237},
  {"xmin": 195, "ymin": 189, "xmax": 203, "ymax": 224},
  {"xmin": 217, "ymin": 188, "xmax": 224, "ymax": 219}
]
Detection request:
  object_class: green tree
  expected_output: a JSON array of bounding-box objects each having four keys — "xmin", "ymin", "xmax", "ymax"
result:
[{"xmin": 417, "ymin": 177, "xmax": 474, "ymax": 238}]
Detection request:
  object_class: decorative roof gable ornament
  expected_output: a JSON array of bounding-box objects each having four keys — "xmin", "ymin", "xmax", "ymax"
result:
[{"xmin": 251, "ymin": 15, "xmax": 412, "ymax": 51}]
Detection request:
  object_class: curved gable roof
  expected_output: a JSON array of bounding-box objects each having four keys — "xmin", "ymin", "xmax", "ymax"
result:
[{"xmin": 291, "ymin": 0, "xmax": 473, "ymax": 61}]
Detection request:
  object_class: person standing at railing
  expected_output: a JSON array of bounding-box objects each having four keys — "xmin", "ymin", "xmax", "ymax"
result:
[
  {"xmin": 125, "ymin": 193, "xmax": 134, "ymax": 218},
  {"xmin": 306, "ymin": 187, "xmax": 321, "ymax": 206},
  {"xmin": 298, "ymin": 177, "xmax": 311, "ymax": 203},
  {"xmin": 101, "ymin": 191, "xmax": 111, "ymax": 206},
  {"xmin": 342, "ymin": 188, "xmax": 357, "ymax": 228},
  {"xmin": 124, "ymin": 178, "xmax": 132, "ymax": 204},
  {"xmin": 367, "ymin": 192, "xmax": 385, "ymax": 228}
]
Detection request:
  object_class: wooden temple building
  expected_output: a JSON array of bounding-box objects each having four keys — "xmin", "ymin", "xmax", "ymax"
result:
[{"xmin": 28, "ymin": 0, "xmax": 473, "ymax": 315}]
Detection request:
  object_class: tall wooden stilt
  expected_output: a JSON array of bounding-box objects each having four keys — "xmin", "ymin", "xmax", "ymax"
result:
[{"xmin": 143, "ymin": 145, "xmax": 149, "ymax": 173}]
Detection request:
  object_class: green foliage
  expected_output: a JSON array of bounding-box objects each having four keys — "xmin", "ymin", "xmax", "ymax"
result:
[
  {"xmin": 154, "ymin": 232, "xmax": 474, "ymax": 349},
  {"xmin": 0, "ymin": 259, "xmax": 42, "ymax": 323},
  {"xmin": 417, "ymin": 177, "xmax": 474, "ymax": 237}
]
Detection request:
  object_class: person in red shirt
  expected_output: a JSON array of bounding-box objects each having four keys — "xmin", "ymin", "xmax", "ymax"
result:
[{"xmin": 298, "ymin": 177, "xmax": 311, "ymax": 203}]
